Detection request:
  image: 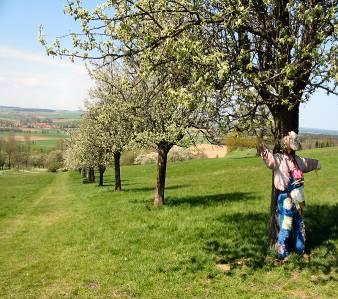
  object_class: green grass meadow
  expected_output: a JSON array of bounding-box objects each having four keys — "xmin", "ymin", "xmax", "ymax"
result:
[
  {"xmin": 0, "ymin": 147, "xmax": 337, "ymax": 298},
  {"xmin": 30, "ymin": 139, "xmax": 62, "ymax": 151}
]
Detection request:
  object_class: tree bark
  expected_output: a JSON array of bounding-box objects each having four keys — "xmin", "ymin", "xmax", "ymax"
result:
[
  {"xmin": 272, "ymin": 104, "xmax": 299, "ymax": 138},
  {"xmin": 114, "ymin": 151, "xmax": 122, "ymax": 191},
  {"xmin": 86, "ymin": 167, "xmax": 95, "ymax": 183},
  {"xmin": 98, "ymin": 165, "xmax": 106, "ymax": 187},
  {"xmin": 86, "ymin": 167, "xmax": 90, "ymax": 181},
  {"xmin": 154, "ymin": 142, "xmax": 172, "ymax": 206},
  {"xmin": 90, "ymin": 167, "xmax": 95, "ymax": 183},
  {"xmin": 268, "ymin": 103, "xmax": 299, "ymax": 247},
  {"xmin": 82, "ymin": 167, "xmax": 86, "ymax": 178}
]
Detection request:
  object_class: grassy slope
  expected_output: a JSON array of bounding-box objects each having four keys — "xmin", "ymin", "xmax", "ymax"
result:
[{"xmin": 0, "ymin": 147, "xmax": 337, "ymax": 298}]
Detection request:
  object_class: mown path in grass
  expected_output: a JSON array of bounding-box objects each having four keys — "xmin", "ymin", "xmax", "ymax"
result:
[
  {"xmin": 0, "ymin": 147, "xmax": 337, "ymax": 298},
  {"xmin": 0, "ymin": 173, "xmax": 81, "ymax": 297},
  {"xmin": 1, "ymin": 173, "xmax": 67, "ymax": 238}
]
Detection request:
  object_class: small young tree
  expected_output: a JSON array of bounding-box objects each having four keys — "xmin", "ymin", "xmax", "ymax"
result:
[
  {"xmin": 0, "ymin": 138, "xmax": 7, "ymax": 169},
  {"xmin": 5, "ymin": 134, "xmax": 17, "ymax": 169},
  {"xmin": 0, "ymin": 150, "xmax": 6, "ymax": 170}
]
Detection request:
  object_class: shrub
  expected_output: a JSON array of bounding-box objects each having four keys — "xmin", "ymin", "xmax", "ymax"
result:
[
  {"xmin": 46, "ymin": 150, "xmax": 63, "ymax": 172},
  {"xmin": 168, "ymin": 146, "xmax": 194, "ymax": 162},
  {"xmin": 225, "ymin": 134, "xmax": 257, "ymax": 152},
  {"xmin": 121, "ymin": 150, "xmax": 140, "ymax": 165},
  {"xmin": 134, "ymin": 152, "xmax": 158, "ymax": 165},
  {"xmin": 134, "ymin": 146, "xmax": 199, "ymax": 165},
  {"xmin": 48, "ymin": 165, "xmax": 58, "ymax": 172}
]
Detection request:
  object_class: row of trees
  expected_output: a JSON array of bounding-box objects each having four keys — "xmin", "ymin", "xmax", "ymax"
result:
[
  {"xmin": 64, "ymin": 62, "xmax": 218, "ymax": 204},
  {"xmin": 41, "ymin": 0, "xmax": 337, "ymax": 244},
  {"xmin": 302, "ymin": 137, "xmax": 338, "ymax": 149}
]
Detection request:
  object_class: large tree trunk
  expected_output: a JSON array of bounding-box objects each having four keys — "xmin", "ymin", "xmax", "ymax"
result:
[
  {"xmin": 268, "ymin": 103, "xmax": 299, "ymax": 247},
  {"xmin": 114, "ymin": 151, "xmax": 121, "ymax": 191},
  {"xmin": 81, "ymin": 167, "xmax": 86, "ymax": 178},
  {"xmin": 154, "ymin": 142, "xmax": 172, "ymax": 206},
  {"xmin": 98, "ymin": 165, "xmax": 106, "ymax": 187}
]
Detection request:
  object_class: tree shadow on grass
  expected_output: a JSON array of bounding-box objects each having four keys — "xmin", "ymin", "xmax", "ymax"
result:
[
  {"xmin": 203, "ymin": 203, "xmax": 337, "ymax": 275},
  {"xmin": 298, "ymin": 204, "xmax": 338, "ymax": 275},
  {"xmin": 204, "ymin": 212, "xmax": 269, "ymax": 270},
  {"xmin": 166, "ymin": 192, "xmax": 257, "ymax": 207},
  {"xmin": 99, "ymin": 183, "xmax": 115, "ymax": 187},
  {"xmin": 99, "ymin": 179, "xmax": 136, "ymax": 188},
  {"xmin": 124, "ymin": 184, "xmax": 190, "ymax": 193},
  {"xmin": 305, "ymin": 204, "xmax": 338, "ymax": 251}
]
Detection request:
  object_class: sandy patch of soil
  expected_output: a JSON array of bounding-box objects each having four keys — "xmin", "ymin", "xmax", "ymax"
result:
[
  {"xmin": 11, "ymin": 135, "xmax": 60, "ymax": 141},
  {"xmin": 190, "ymin": 144, "xmax": 228, "ymax": 158}
]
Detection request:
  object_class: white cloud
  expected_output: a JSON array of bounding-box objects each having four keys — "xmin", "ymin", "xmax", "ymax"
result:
[
  {"xmin": 0, "ymin": 46, "xmax": 92, "ymax": 110},
  {"xmin": 15, "ymin": 76, "xmax": 43, "ymax": 87},
  {"xmin": 0, "ymin": 46, "xmax": 85, "ymax": 70}
]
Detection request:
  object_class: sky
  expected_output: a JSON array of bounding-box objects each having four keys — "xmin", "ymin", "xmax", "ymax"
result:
[
  {"xmin": 0, "ymin": 0, "xmax": 94, "ymax": 111},
  {"xmin": 0, "ymin": 0, "xmax": 337, "ymax": 130}
]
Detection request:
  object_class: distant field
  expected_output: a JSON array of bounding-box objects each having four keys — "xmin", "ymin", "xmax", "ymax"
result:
[
  {"xmin": 30, "ymin": 139, "xmax": 62, "ymax": 150},
  {"xmin": 0, "ymin": 129, "xmax": 65, "ymax": 137},
  {"xmin": 0, "ymin": 106, "xmax": 81, "ymax": 134},
  {"xmin": 52, "ymin": 118, "xmax": 81, "ymax": 123},
  {"xmin": 0, "ymin": 129, "xmax": 65, "ymax": 150},
  {"xmin": 0, "ymin": 106, "xmax": 82, "ymax": 121},
  {"xmin": 0, "ymin": 147, "xmax": 336, "ymax": 298}
]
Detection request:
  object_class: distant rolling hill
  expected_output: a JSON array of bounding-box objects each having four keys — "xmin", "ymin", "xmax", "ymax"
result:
[
  {"xmin": 0, "ymin": 105, "xmax": 82, "ymax": 113},
  {"xmin": 1, "ymin": 105, "xmax": 337, "ymax": 136},
  {"xmin": 300, "ymin": 127, "xmax": 338, "ymax": 136}
]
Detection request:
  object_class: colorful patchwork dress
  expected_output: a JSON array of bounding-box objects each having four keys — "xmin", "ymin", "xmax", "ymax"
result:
[{"xmin": 260, "ymin": 146, "xmax": 320, "ymax": 260}]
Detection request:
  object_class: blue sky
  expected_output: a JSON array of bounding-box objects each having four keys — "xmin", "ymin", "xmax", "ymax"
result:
[
  {"xmin": 0, "ymin": 0, "xmax": 337, "ymax": 130},
  {"xmin": 0, "ymin": 0, "xmax": 94, "ymax": 110}
]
